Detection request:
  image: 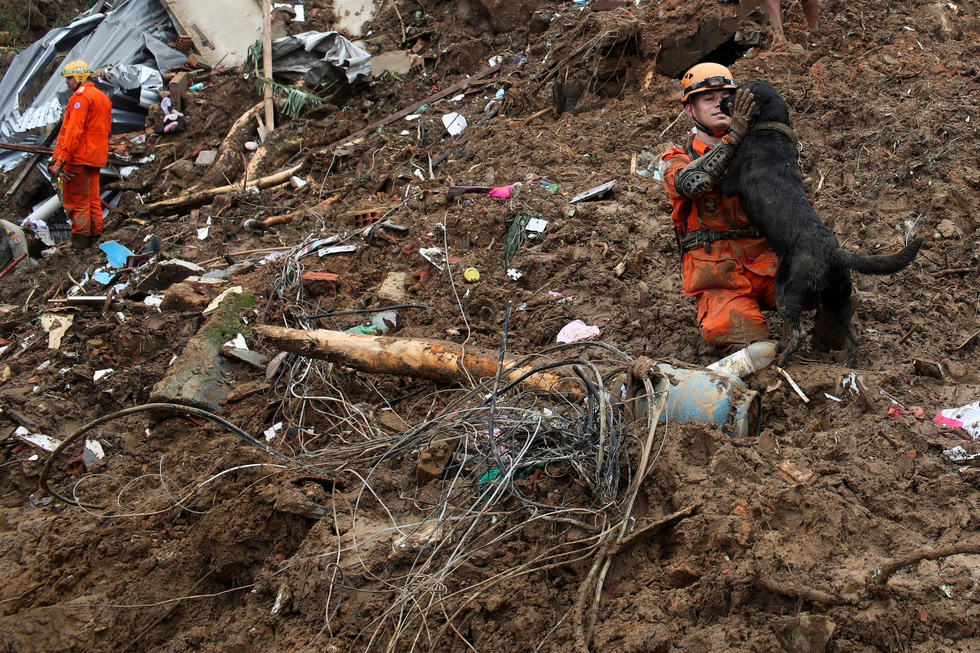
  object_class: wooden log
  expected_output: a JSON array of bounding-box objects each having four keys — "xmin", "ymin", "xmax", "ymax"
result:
[
  {"xmin": 243, "ymin": 194, "xmax": 341, "ymax": 231},
  {"xmin": 252, "ymin": 325, "xmax": 583, "ymax": 399},
  {"xmin": 193, "ymin": 101, "xmax": 263, "ymax": 191},
  {"xmin": 262, "ymin": 0, "xmax": 275, "ymax": 132},
  {"xmin": 143, "ymin": 160, "xmax": 305, "ymax": 214}
]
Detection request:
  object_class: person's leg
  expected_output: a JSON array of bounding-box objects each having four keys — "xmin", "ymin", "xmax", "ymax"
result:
[
  {"xmin": 62, "ymin": 164, "xmax": 93, "ymax": 241},
  {"xmin": 87, "ymin": 165, "xmax": 103, "ymax": 239},
  {"xmin": 802, "ymin": 0, "xmax": 819, "ymax": 31},
  {"xmin": 764, "ymin": 0, "xmax": 786, "ymax": 46},
  {"xmin": 697, "ymin": 289, "xmax": 772, "ymax": 354}
]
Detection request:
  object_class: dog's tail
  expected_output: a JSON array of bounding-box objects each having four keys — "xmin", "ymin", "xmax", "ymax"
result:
[{"xmin": 834, "ymin": 238, "xmax": 924, "ymax": 275}]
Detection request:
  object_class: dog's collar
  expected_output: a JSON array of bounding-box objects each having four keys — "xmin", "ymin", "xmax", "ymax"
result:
[{"xmin": 750, "ymin": 121, "xmax": 796, "ymax": 142}]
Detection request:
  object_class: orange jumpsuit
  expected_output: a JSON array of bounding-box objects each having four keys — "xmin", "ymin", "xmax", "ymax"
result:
[
  {"xmin": 662, "ymin": 136, "xmax": 779, "ymax": 352},
  {"xmin": 52, "ymin": 81, "xmax": 112, "ymax": 238}
]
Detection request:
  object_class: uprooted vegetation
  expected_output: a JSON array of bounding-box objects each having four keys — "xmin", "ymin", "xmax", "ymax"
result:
[{"xmin": 1, "ymin": 0, "xmax": 980, "ymax": 651}]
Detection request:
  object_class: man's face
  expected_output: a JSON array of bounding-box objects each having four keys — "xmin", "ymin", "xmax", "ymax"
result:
[
  {"xmin": 685, "ymin": 88, "xmax": 734, "ymax": 133},
  {"xmin": 65, "ymin": 77, "xmax": 80, "ymax": 92}
]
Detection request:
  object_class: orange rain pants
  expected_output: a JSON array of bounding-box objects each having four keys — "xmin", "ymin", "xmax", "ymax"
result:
[
  {"xmin": 52, "ymin": 81, "xmax": 111, "ymax": 238},
  {"xmin": 662, "ymin": 137, "xmax": 779, "ymax": 352},
  {"xmin": 62, "ymin": 164, "xmax": 103, "ymax": 237}
]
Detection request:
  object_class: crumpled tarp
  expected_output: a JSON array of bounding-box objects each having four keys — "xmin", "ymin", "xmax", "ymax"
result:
[
  {"xmin": 269, "ymin": 31, "xmax": 372, "ymax": 88},
  {"xmin": 0, "ymin": 0, "xmax": 186, "ymax": 171}
]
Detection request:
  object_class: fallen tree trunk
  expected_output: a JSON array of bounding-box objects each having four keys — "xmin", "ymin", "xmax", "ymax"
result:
[
  {"xmin": 143, "ymin": 160, "xmax": 305, "ymax": 214},
  {"xmin": 244, "ymin": 128, "xmax": 304, "ymax": 184},
  {"xmin": 253, "ymin": 325, "xmax": 583, "ymax": 400},
  {"xmin": 193, "ymin": 101, "xmax": 263, "ymax": 191}
]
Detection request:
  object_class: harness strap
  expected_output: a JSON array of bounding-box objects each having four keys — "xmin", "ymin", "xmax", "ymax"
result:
[
  {"xmin": 750, "ymin": 120, "xmax": 796, "ymax": 142},
  {"xmin": 680, "ymin": 228, "xmax": 762, "ymax": 253}
]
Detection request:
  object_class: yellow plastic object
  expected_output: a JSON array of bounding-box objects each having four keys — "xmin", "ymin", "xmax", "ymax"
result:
[{"xmin": 463, "ymin": 267, "xmax": 481, "ymax": 283}]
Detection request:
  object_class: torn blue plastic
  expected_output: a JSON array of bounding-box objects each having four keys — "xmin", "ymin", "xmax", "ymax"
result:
[{"xmin": 99, "ymin": 241, "xmax": 136, "ymax": 268}]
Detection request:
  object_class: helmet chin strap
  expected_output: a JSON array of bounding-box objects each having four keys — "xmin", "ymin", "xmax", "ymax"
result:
[{"xmin": 694, "ymin": 119, "xmax": 728, "ymax": 139}]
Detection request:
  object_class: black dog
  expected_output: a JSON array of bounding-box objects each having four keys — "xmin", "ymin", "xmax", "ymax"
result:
[{"xmin": 717, "ymin": 81, "xmax": 923, "ymax": 367}]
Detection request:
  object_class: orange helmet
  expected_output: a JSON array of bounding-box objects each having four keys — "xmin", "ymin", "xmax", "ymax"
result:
[{"xmin": 680, "ymin": 63, "xmax": 737, "ymax": 103}]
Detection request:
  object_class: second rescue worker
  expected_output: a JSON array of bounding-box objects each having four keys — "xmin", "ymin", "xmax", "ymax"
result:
[{"xmin": 49, "ymin": 60, "xmax": 112, "ymax": 249}]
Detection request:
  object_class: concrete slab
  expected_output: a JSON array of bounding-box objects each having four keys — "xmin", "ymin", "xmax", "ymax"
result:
[
  {"xmin": 159, "ymin": 0, "xmax": 264, "ymax": 67},
  {"xmin": 372, "ymin": 50, "xmax": 422, "ymax": 77},
  {"xmin": 332, "ymin": 0, "xmax": 377, "ymax": 37}
]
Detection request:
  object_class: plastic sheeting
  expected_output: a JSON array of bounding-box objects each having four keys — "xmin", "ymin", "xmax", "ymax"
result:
[
  {"xmin": 269, "ymin": 32, "xmax": 372, "ymax": 88},
  {"xmin": 0, "ymin": 0, "xmax": 186, "ymax": 171}
]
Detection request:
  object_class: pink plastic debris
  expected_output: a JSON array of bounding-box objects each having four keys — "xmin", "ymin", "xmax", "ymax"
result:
[
  {"xmin": 488, "ymin": 185, "xmax": 516, "ymax": 199},
  {"xmin": 556, "ymin": 319, "xmax": 600, "ymax": 344}
]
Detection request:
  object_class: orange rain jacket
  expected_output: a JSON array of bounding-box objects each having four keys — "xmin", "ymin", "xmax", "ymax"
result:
[
  {"xmin": 52, "ymin": 81, "xmax": 112, "ymax": 168},
  {"xmin": 662, "ymin": 136, "xmax": 779, "ymax": 350}
]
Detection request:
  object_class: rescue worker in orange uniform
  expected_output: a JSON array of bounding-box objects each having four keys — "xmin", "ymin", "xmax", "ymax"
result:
[
  {"xmin": 661, "ymin": 63, "xmax": 779, "ymax": 354},
  {"xmin": 50, "ymin": 60, "xmax": 112, "ymax": 249}
]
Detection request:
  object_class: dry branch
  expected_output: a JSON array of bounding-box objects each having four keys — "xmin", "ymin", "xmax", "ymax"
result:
[
  {"xmin": 143, "ymin": 161, "xmax": 305, "ymax": 214},
  {"xmin": 252, "ymin": 325, "xmax": 583, "ymax": 399},
  {"xmin": 870, "ymin": 542, "xmax": 980, "ymax": 590}
]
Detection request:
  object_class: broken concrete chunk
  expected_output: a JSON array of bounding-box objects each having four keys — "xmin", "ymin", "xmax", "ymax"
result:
[
  {"xmin": 372, "ymin": 50, "xmax": 423, "ymax": 77},
  {"xmin": 138, "ymin": 259, "xmax": 208, "ymax": 293},
  {"xmin": 202, "ymin": 286, "xmax": 244, "ymax": 316},
  {"xmin": 149, "ymin": 293, "xmax": 253, "ymax": 412},
  {"xmin": 195, "ymin": 150, "xmax": 218, "ymax": 166},
  {"xmin": 377, "ymin": 272, "xmax": 408, "ymax": 303},
  {"xmin": 160, "ymin": 282, "xmax": 211, "ymax": 312},
  {"xmin": 221, "ymin": 346, "xmax": 270, "ymax": 370}
]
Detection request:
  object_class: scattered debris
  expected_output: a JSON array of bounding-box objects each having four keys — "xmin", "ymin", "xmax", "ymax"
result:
[
  {"xmin": 934, "ymin": 400, "xmax": 980, "ymax": 439},
  {"xmin": 570, "ymin": 180, "xmax": 616, "ymax": 203}
]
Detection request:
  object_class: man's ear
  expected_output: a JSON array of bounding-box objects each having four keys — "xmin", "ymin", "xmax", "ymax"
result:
[{"xmin": 683, "ymin": 103, "xmax": 693, "ymax": 120}]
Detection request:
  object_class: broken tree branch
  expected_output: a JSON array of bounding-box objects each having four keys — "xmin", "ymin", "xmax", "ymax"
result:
[
  {"xmin": 143, "ymin": 160, "xmax": 305, "ymax": 214},
  {"xmin": 252, "ymin": 325, "xmax": 583, "ymax": 399},
  {"xmin": 192, "ymin": 101, "xmax": 263, "ymax": 191},
  {"xmin": 870, "ymin": 542, "xmax": 980, "ymax": 590}
]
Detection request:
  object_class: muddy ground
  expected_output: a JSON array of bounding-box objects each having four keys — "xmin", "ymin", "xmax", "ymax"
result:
[{"xmin": 1, "ymin": 0, "xmax": 979, "ymax": 651}]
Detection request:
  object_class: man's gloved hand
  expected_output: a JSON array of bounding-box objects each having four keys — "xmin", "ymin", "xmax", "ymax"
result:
[
  {"xmin": 726, "ymin": 88, "xmax": 756, "ymax": 144},
  {"xmin": 48, "ymin": 160, "xmax": 63, "ymax": 176}
]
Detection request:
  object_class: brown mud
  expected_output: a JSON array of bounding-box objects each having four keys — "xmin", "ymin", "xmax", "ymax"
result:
[{"xmin": 1, "ymin": 0, "xmax": 979, "ymax": 651}]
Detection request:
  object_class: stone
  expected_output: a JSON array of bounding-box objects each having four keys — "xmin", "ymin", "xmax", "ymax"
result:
[
  {"xmin": 160, "ymin": 282, "xmax": 210, "ymax": 312},
  {"xmin": 195, "ymin": 150, "xmax": 217, "ymax": 166},
  {"xmin": 772, "ymin": 615, "xmax": 836, "ymax": 653},
  {"xmin": 377, "ymin": 271, "xmax": 408, "ymax": 303}
]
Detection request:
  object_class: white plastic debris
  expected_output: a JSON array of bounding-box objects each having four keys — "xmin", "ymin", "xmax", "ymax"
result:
[
  {"xmin": 12, "ymin": 426, "xmax": 62, "ymax": 452},
  {"xmin": 943, "ymin": 446, "xmax": 980, "ymax": 464},
  {"xmin": 224, "ymin": 333, "xmax": 249, "ymax": 350},
  {"xmin": 94, "ymin": 368, "xmax": 114, "ymax": 382},
  {"xmin": 419, "ymin": 247, "xmax": 446, "ymax": 270},
  {"xmin": 526, "ymin": 218, "xmax": 549, "ymax": 233},
  {"xmin": 83, "ymin": 439, "xmax": 106, "ymax": 467},
  {"xmin": 197, "ymin": 217, "xmax": 212, "ymax": 240},
  {"xmin": 264, "ymin": 422, "xmax": 283, "ymax": 441},
  {"xmin": 506, "ymin": 268, "xmax": 523, "ymax": 281},
  {"xmin": 442, "ymin": 112, "xmax": 467, "ymax": 136}
]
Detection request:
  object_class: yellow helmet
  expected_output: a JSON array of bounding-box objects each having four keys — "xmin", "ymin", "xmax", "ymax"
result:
[
  {"xmin": 60, "ymin": 60, "xmax": 92, "ymax": 84},
  {"xmin": 680, "ymin": 62, "xmax": 737, "ymax": 103}
]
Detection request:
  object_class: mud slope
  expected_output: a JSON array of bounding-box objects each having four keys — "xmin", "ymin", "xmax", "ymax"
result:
[{"xmin": 1, "ymin": 0, "xmax": 979, "ymax": 651}]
